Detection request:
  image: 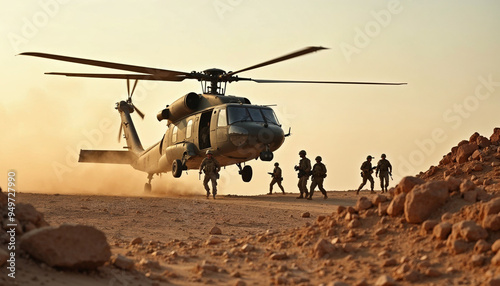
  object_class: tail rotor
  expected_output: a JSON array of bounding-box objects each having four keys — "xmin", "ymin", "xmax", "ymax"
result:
[{"xmin": 118, "ymin": 79, "xmax": 145, "ymax": 142}]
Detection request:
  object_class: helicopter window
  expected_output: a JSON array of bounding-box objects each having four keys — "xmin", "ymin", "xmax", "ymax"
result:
[
  {"xmin": 186, "ymin": 120, "xmax": 193, "ymax": 138},
  {"xmin": 227, "ymin": 106, "xmax": 252, "ymax": 124},
  {"xmin": 172, "ymin": 125, "xmax": 178, "ymax": 142},
  {"xmin": 217, "ymin": 109, "xmax": 227, "ymax": 127},
  {"xmin": 247, "ymin": 108, "xmax": 265, "ymax": 122},
  {"xmin": 261, "ymin": 108, "xmax": 279, "ymax": 125}
]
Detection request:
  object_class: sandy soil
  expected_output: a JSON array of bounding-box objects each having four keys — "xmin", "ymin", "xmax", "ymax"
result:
[
  {"xmin": 1, "ymin": 191, "xmax": 354, "ymax": 286},
  {"xmin": 1, "ymin": 188, "xmax": 498, "ymax": 286}
]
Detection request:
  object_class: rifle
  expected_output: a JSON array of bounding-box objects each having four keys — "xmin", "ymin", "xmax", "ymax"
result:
[
  {"xmin": 268, "ymin": 172, "xmax": 274, "ymax": 177},
  {"xmin": 389, "ymin": 171, "xmax": 393, "ymax": 180}
]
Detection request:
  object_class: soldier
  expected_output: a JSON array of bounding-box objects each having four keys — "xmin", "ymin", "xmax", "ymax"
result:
[
  {"xmin": 269, "ymin": 162, "xmax": 285, "ymax": 194},
  {"xmin": 294, "ymin": 150, "xmax": 311, "ymax": 199},
  {"xmin": 199, "ymin": 150, "xmax": 221, "ymax": 199},
  {"xmin": 308, "ymin": 156, "xmax": 328, "ymax": 200},
  {"xmin": 356, "ymin": 155, "xmax": 375, "ymax": 195},
  {"xmin": 376, "ymin": 153, "xmax": 393, "ymax": 193}
]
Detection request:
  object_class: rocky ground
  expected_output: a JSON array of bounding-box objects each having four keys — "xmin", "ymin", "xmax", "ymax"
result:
[{"xmin": 1, "ymin": 128, "xmax": 500, "ymax": 286}]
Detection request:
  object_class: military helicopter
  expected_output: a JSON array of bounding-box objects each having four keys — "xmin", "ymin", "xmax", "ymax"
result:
[{"xmin": 21, "ymin": 46, "xmax": 406, "ymax": 192}]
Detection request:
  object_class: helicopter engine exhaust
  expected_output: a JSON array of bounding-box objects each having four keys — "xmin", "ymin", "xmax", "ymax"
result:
[{"xmin": 157, "ymin": 92, "xmax": 200, "ymax": 122}]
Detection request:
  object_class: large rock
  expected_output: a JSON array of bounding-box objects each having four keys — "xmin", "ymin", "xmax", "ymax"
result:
[
  {"xmin": 456, "ymin": 143, "xmax": 478, "ymax": 163},
  {"xmin": 449, "ymin": 220, "xmax": 488, "ymax": 242},
  {"xmin": 394, "ymin": 176, "xmax": 425, "ymax": 195},
  {"xmin": 490, "ymin": 127, "xmax": 500, "ymax": 145},
  {"xmin": 387, "ymin": 193, "xmax": 406, "ymax": 217},
  {"xmin": 405, "ymin": 181, "xmax": 449, "ymax": 223},
  {"xmin": 477, "ymin": 136, "xmax": 491, "ymax": 149},
  {"xmin": 356, "ymin": 197, "xmax": 373, "ymax": 211},
  {"xmin": 433, "ymin": 222, "xmax": 452, "ymax": 240},
  {"xmin": 479, "ymin": 197, "xmax": 500, "ymax": 220},
  {"xmin": 15, "ymin": 203, "xmax": 49, "ymax": 230},
  {"xmin": 20, "ymin": 224, "xmax": 110, "ymax": 270}
]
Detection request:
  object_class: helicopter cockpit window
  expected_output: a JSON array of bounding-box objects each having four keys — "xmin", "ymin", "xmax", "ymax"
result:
[
  {"xmin": 247, "ymin": 108, "xmax": 264, "ymax": 123},
  {"xmin": 172, "ymin": 125, "xmax": 178, "ymax": 142},
  {"xmin": 227, "ymin": 106, "xmax": 252, "ymax": 124},
  {"xmin": 261, "ymin": 108, "xmax": 279, "ymax": 125},
  {"xmin": 227, "ymin": 106, "xmax": 279, "ymax": 125}
]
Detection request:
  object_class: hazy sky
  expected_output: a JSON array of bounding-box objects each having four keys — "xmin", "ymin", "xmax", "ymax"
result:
[{"xmin": 2, "ymin": 1, "xmax": 500, "ymax": 196}]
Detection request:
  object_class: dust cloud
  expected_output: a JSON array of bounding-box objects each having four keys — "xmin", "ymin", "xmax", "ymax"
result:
[{"xmin": 1, "ymin": 84, "xmax": 204, "ymax": 198}]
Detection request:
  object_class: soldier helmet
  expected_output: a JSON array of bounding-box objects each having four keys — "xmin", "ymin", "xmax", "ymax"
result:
[
  {"xmin": 299, "ymin": 150, "xmax": 306, "ymax": 156},
  {"xmin": 206, "ymin": 150, "xmax": 213, "ymax": 155},
  {"xmin": 315, "ymin": 156, "xmax": 322, "ymax": 161},
  {"xmin": 381, "ymin": 153, "xmax": 386, "ymax": 158},
  {"xmin": 367, "ymin": 155, "xmax": 373, "ymax": 160},
  {"xmin": 274, "ymin": 162, "xmax": 279, "ymax": 166}
]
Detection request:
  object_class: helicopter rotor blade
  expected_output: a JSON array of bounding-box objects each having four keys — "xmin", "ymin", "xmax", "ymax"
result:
[
  {"xmin": 118, "ymin": 123, "xmax": 123, "ymax": 142},
  {"xmin": 131, "ymin": 79, "xmax": 139, "ymax": 98},
  {"xmin": 248, "ymin": 78, "xmax": 407, "ymax": 85},
  {"xmin": 127, "ymin": 79, "xmax": 131, "ymax": 98},
  {"xmin": 133, "ymin": 104, "xmax": 145, "ymax": 119},
  {"xmin": 44, "ymin": 72, "xmax": 186, "ymax": 81},
  {"xmin": 20, "ymin": 52, "xmax": 190, "ymax": 79},
  {"xmin": 227, "ymin": 46, "xmax": 328, "ymax": 76}
]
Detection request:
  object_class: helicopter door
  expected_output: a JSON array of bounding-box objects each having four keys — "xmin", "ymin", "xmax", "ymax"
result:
[{"xmin": 199, "ymin": 110, "xmax": 212, "ymax": 150}]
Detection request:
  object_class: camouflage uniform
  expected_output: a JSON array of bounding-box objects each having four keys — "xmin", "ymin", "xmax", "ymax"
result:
[
  {"xmin": 376, "ymin": 156, "xmax": 392, "ymax": 192},
  {"xmin": 357, "ymin": 158, "xmax": 374, "ymax": 194},
  {"xmin": 297, "ymin": 157, "xmax": 311, "ymax": 198},
  {"xmin": 309, "ymin": 162, "xmax": 327, "ymax": 199},
  {"xmin": 199, "ymin": 157, "xmax": 221, "ymax": 198},
  {"xmin": 270, "ymin": 166, "xmax": 285, "ymax": 194}
]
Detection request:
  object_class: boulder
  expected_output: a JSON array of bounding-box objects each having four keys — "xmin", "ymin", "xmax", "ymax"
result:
[
  {"xmin": 470, "ymin": 132, "xmax": 480, "ymax": 143},
  {"xmin": 445, "ymin": 176, "xmax": 462, "ymax": 192},
  {"xmin": 356, "ymin": 197, "xmax": 373, "ymax": 211},
  {"xmin": 405, "ymin": 181, "xmax": 449, "ymax": 223},
  {"xmin": 479, "ymin": 197, "xmax": 500, "ymax": 220},
  {"xmin": 482, "ymin": 214, "xmax": 500, "ymax": 231},
  {"xmin": 394, "ymin": 176, "xmax": 425, "ymax": 195},
  {"xmin": 111, "ymin": 254, "xmax": 135, "ymax": 270},
  {"xmin": 15, "ymin": 203, "xmax": 49, "ymax": 230},
  {"xmin": 209, "ymin": 226, "xmax": 222, "ymax": 235},
  {"xmin": 433, "ymin": 222, "xmax": 452, "ymax": 240},
  {"xmin": 477, "ymin": 136, "xmax": 491, "ymax": 149},
  {"xmin": 372, "ymin": 194, "xmax": 388, "ymax": 206},
  {"xmin": 450, "ymin": 220, "xmax": 488, "ymax": 242},
  {"xmin": 456, "ymin": 143, "xmax": 478, "ymax": 163},
  {"xmin": 20, "ymin": 224, "xmax": 110, "ymax": 270},
  {"xmin": 490, "ymin": 127, "xmax": 500, "ymax": 145},
  {"xmin": 312, "ymin": 239, "xmax": 336, "ymax": 258},
  {"xmin": 387, "ymin": 193, "xmax": 406, "ymax": 217}
]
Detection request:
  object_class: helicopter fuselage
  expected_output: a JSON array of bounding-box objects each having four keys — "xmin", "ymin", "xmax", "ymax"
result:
[
  {"xmin": 133, "ymin": 100, "xmax": 285, "ymax": 175},
  {"xmin": 94, "ymin": 92, "xmax": 285, "ymax": 183}
]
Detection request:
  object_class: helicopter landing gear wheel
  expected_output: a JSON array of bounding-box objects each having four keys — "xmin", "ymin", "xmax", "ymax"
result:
[
  {"xmin": 240, "ymin": 165, "xmax": 253, "ymax": 182},
  {"xmin": 144, "ymin": 183, "xmax": 151, "ymax": 193},
  {"xmin": 172, "ymin": 159, "xmax": 183, "ymax": 178}
]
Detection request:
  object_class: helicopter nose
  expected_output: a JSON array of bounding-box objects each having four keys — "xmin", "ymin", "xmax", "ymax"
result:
[
  {"xmin": 228, "ymin": 124, "xmax": 285, "ymax": 149},
  {"xmin": 257, "ymin": 125, "xmax": 284, "ymax": 147}
]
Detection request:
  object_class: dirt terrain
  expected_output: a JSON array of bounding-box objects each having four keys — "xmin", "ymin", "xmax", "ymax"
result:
[
  {"xmin": 3, "ymin": 129, "xmax": 500, "ymax": 286},
  {"xmin": 5, "ymin": 191, "xmax": 355, "ymax": 286}
]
